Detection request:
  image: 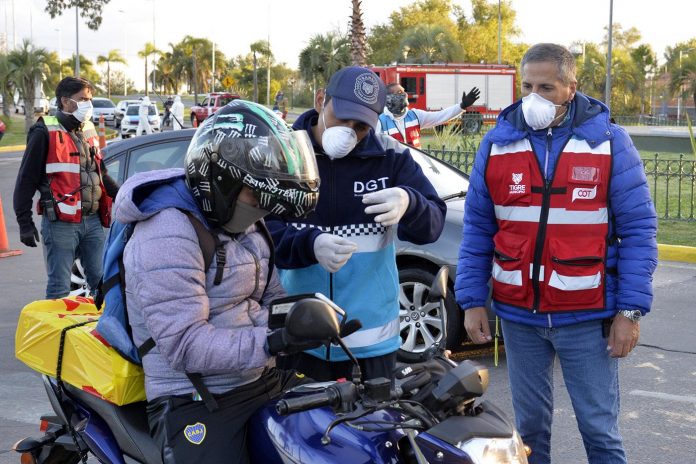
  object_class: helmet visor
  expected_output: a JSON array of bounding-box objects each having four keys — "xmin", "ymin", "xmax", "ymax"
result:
[{"xmin": 216, "ymin": 129, "xmax": 318, "ymax": 183}]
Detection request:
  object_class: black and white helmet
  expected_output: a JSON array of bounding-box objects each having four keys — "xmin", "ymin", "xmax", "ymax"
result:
[{"xmin": 185, "ymin": 100, "xmax": 320, "ymax": 226}]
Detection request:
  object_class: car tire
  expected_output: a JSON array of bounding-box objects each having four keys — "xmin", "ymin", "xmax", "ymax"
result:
[
  {"xmin": 397, "ymin": 267, "xmax": 460, "ymax": 361},
  {"xmin": 69, "ymin": 259, "xmax": 90, "ymax": 298}
]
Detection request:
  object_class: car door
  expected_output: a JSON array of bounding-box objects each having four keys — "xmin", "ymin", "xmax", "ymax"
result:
[{"xmin": 125, "ymin": 138, "xmax": 191, "ymax": 178}]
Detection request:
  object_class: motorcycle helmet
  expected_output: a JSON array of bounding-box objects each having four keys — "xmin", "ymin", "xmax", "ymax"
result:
[{"xmin": 185, "ymin": 100, "xmax": 320, "ymax": 226}]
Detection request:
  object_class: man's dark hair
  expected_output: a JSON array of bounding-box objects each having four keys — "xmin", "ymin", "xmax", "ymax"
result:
[{"xmin": 55, "ymin": 76, "xmax": 94, "ymax": 110}]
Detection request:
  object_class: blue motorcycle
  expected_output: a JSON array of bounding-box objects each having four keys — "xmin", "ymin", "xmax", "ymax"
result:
[{"xmin": 13, "ymin": 268, "xmax": 529, "ymax": 464}]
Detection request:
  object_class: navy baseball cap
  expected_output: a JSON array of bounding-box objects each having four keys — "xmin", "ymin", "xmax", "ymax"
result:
[{"xmin": 325, "ymin": 66, "xmax": 386, "ymax": 130}]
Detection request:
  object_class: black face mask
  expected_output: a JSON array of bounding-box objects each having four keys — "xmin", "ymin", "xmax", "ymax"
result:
[{"xmin": 386, "ymin": 93, "xmax": 408, "ymax": 118}]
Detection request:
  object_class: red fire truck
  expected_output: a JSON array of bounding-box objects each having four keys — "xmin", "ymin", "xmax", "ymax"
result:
[{"xmin": 369, "ymin": 63, "xmax": 517, "ymax": 133}]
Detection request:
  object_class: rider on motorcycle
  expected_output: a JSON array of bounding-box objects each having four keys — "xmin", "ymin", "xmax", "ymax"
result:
[{"xmin": 112, "ymin": 100, "xmax": 321, "ymax": 463}]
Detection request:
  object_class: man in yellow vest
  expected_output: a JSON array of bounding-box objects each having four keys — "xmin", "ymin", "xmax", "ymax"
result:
[{"xmin": 13, "ymin": 76, "xmax": 119, "ymax": 298}]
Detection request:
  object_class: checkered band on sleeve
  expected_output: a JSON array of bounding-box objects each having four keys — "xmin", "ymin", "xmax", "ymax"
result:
[{"xmin": 290, "ymin": 222, "xmax": 387, "ymax": 238}]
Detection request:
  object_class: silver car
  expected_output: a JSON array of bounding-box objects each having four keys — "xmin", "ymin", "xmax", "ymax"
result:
[{"xmin": 91, "ymin": 97, "xmax": 116, "ymax": 126}]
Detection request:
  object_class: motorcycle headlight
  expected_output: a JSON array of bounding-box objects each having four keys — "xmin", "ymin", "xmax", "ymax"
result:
[{"xmin": 457, "ymin": 432, "xmax": 528, "ymax": 464}]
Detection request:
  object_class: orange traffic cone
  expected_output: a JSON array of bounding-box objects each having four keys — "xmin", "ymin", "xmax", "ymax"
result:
[
  {"xmin": 98, "ymin": 114, "xmax": 106, "ymax": 148},
  {"xmin": 0, "ymin": 194, "xmax": 22, "ymax": 258},
  {"xmin": 192, "ymin": 116, "xmax": 198, "ymax": 128}
]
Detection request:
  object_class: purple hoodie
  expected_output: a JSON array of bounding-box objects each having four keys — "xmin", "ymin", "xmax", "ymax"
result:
[{"xmin": 113, "ymin": 168, "xmax": 283, "ymax": 400}]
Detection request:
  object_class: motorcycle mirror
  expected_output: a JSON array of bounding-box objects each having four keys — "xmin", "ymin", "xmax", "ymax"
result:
[
  {"xmin": 286, "ymin": 298, "xmax": 341, "ymax": 341},
  {"xmin": 427, "ymin": 266, "xmax": 449, "ymax": 303}
]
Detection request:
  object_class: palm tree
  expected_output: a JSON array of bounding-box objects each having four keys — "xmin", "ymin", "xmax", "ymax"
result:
[
  {"xmin": 0, "ymin": 54, "xmax": 15, "ymax": 118},
  {"xmin": 250, "ymin": 40, "xmax": 271, "ymax": 103},
  {"xmin": 350, "ymin": 0, "xmax": 367, "ymax": 66},
  {"xmin": 97, "ymin": 49, "xmax": 126, "ymax": 99},
  {"xmin": 298, "ymin": 33, "xmax": 351, "ymax": 90},
  {"xmin": 400, "ymin": 24, "xmax": 459, "ymax": 64},
  {"xmin": 8, "ymin": 40, "xmax": 49, "ymax": 131},
  {"xmin": 138, "ymin": 42, "xmax": 160, "ymax": 96}
]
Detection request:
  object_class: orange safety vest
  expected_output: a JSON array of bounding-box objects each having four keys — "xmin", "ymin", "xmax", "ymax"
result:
[
  {"xmin": 379, "ymin": 110, "xmax": 422, "ymax": 148},
  {"xmin": 40, "ymin": 116, "xmax": 112, "ymax": 227},
  {"xmin": 484, "ymin": 137, "xmax": 612, "ymax": 313}
]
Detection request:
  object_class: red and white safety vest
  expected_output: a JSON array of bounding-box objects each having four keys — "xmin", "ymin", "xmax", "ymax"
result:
[
  {"xmin": 40, "ymin": 116, "xmax": 111, "ymax": 226},
  {"xmin": 379, "ymin": 110, "xmax": 422, "ymax": 148},
  {"xmin": 484, "ymin": 137, "xmax": 612, "ymax": 313}
]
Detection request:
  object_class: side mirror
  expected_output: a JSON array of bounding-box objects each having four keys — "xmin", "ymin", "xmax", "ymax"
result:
[
  {"xmin": 285, "ymin": 298, "xmax": 341, "ymax": 341},
  {"xmin": 427, "ymin": 266, "xmax": 449, "ymax": 303}
]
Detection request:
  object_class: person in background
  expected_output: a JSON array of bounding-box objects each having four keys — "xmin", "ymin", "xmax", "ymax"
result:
[
  {"xmin": 268, "ymin": 66, "xmax": 446, "ymax": 382},
  {"xmin": 455, "ymin": 43, "xmax": 657, "ymax": 464},
  {"xmin": 170, "ymin": 95, "xmax": 185, "ymax": 130},
  {"xmin": 13, "ymin": 76, "xmax": 119, "ymax": 298},
  {"xmin": 136, "ymin": 96, "xmax": 153, "ymax": 136},
  {"xmin": 0, "ymin": 118, "xmax": 6, "ymax": 141},
  {"xmin": 376, "ymin": 83, "xmax": 480, "ymax": 148}
]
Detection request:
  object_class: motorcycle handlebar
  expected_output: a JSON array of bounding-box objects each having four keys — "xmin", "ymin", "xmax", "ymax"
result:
[{"xmin": 276, "ymin": 382, "xmax": 357, "ymax": 415}]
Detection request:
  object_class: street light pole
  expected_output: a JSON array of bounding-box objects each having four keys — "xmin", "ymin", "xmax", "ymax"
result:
[
  {"xmin": 604, "ymin": 0, "xmax": 613, "ymax": 109},
  {"xmin": 75, "ymin": 5, "xmax": 80, "ymax": 77},
  {"xmin": 677, "ymin": 49, "xmax": 693, "ymax": 123},
  {"xmin": 118, "ymin": 9, "xmax": 127, "ymax": 96},
  {"xmin": 55, "ymin": 28, "xmax": 62, "ymax": 81},
  {"xmin": 497, "ymin": 0, "xmax": 501, "ymax": 64}
]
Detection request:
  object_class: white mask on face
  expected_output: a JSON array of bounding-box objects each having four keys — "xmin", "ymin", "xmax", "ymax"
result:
[
  {"xmin": 321, "ymin": 108, "xmax": 358, "ymax": 160},
  {"xmin": 521, "ymin": 93, "xmax": 564, "ymax": 130},
  {"xmin": 69, "ymin": 98, "xmax": 94, "ymax": 123}
]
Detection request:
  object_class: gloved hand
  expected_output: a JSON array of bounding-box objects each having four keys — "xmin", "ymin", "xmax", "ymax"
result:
[
  {"xmin": 266, "ymin": 328, "xmax": 324, "ymax": 356},
  {"xmin": 460, "ymin": 87, "xmax": 481, "ymax": 109},
  {"xmin": 313, "ymin": 233, "xmax": 358, "ymax": 273},
  {"xmin": 362, "ymin": 187, "xmax": 410, "ymax": 226},
  {"xmin": 20, "ymin": 223, "xmax": 40, "ymax": 247}
]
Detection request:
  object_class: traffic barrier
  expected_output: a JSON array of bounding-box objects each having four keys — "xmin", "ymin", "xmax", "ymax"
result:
[
  {"xmin": 98, "ymin": 114, "xmax": 106, "ymax": 148},
  {"xmin": 0, "ymin": 194, "xmax": 22, "ymax": 258},
  {"xmin": 192, "ymin": 116, "xmax": 198, "ymax": 128}
]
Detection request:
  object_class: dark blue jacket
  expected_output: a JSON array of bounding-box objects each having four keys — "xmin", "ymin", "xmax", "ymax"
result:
[
  {"xmin": 455, "ymin": 93, "xmax": 658, "ymax": 327},
  {"xmin": 266, "ymin": 110, "xmax": 446, "ymax": 359}
]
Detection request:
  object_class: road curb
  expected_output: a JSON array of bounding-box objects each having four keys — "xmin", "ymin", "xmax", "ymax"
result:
[
  {"xmin": 0, "ymin": 144, "xmax": 25, "ymax": 153},
  {"xmin": 657, "ymin": 244, "xmax": 696, "ymax": 264}
]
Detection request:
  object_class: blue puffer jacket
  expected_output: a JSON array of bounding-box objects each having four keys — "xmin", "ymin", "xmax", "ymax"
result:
[
  {"xmin": 267, "ymin": 110, "xmax": 446, "ymax": 360},
  {"xmin": 455, "ymin": 92, "xmax": 657, "ymax": 327}
]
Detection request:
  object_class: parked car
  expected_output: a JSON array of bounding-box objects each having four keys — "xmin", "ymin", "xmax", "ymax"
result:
[
  {"xmin": 190, "ymin": 92, "xmax": 240, "ymax": 125},
  {"xmin": 114, "ymin": 99, "xmax": 141, "ymax": 128},
  {"xmin": 119, "ymin": 104, "xmax": 160, "ymax": 138},
  {"xmin": 91, "ymin": 97, "xmax": 116, "ymax": 126},
  {"xmin": 70, "ymin": 130, "xmax": 494, "ymax": 354}
]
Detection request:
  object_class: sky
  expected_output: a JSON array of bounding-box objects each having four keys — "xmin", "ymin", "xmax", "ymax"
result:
[{"xmin": 2, "ymin": 0, "xmax": 695, "ymax": 90}]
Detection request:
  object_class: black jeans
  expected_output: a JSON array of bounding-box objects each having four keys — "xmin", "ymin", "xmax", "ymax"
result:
[
  {"xmin": 146, "ymin": 368, "xmax": 308, "ymax": 464},
  {"xmin": 276, "ymin": 351, "xmax": 397, "ymax": 382}
]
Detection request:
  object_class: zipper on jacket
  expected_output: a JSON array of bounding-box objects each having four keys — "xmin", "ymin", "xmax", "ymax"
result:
[
  {"xmin": 532, "ymin": 128, "xmax": 555, "ymax": 312},
  {"xmin": 329, "ymin": 159, "xmax": 336, "ymax": 301}
]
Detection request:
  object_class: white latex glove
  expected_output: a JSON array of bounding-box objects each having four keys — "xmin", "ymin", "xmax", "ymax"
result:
[
  {"xmin": 313, "ymin": 233, "xmax": 358, "ymax": 273},
  {"xmin": 362, "ymin": 187, "xmax": 410, "ymax": 226}
]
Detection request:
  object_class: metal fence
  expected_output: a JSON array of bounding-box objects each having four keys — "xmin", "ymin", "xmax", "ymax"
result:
[{"xmin": 424, "ymin": 147, "xmax": 696, "ymax": 222}]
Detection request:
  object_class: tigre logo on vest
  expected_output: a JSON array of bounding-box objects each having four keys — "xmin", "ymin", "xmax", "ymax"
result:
[
  {"xmin": 509, "ymin": 172, "xmax": 526, "ymax": 194},
  {"xmin": 572, "ymin": 185, "xmax": 597, "ymax": 202},
  {"xmin": 184, "ymin": 422, "xmax": 206, "ymax": 445}
]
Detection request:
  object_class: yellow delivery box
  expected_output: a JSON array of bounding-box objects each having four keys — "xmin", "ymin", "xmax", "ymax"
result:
[{"xmin": 15, "ymin": 297, "xmax": 145, "ymax": 405}]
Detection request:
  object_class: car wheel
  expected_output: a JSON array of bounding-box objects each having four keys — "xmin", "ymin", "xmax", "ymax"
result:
[
  {"xmin": 69, "ymin": 259, "xmax": 90, "ymax": 298},
  {"xmin": 397, "ymin": 267, "xmax": 460, "ymax": 360}
]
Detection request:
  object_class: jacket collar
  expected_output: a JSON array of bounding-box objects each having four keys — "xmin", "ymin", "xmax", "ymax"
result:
[
  {"xmin": 293, "ymin": 109, "xmax": 391, "ymax": 158},
  {"xmin": 57, "ymin": 110, "xmax": 82, "ymax": 132}
]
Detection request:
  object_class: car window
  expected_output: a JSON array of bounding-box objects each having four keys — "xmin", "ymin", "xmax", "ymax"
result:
[
  {"xmin": 408, "ymin": 149, "xmax": 469, "ymax": 197},
  {"xmin": 200, "ymin": 98, "xmax": 210, "ymax": 106},
  {"xmin": 126, "ymin": 140, "xmax": 190, "ymax": 178},
  {"xmin": 125, "ymin": 105, "xmax": 157, "ymax": 116},
  {"xmin": 93, "ymin": 99, "xmax": 115, "ymax": 108},
  {"xmin": 104, "ymin": 155, "xmax": 124, "ymax": 184},
  {"xmin": 219, "ymin": 96, "xmax": 235, "ymax": 106}
]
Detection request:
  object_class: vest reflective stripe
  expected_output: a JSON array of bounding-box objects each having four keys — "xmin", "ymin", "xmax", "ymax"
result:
[
  {"xmin": 379, "ymin": 110, "xmax": 421, "ymax": 147},
  {"xmin": 340, "ymin": 317, "xmax": 399, "ymax": 349},
  {"xmin": 485, "ymin": 136, "xmax": 611, "ymax": 313},
  {"xmin": 56, "ymin": 200, "xmax": 81, "ymax": 215},
  {"xmin": 493, "ymin": 262, "xmax": 522, "ymax": 286},
  {"xmin": 548, "ymin": 270, "xmax": 601, "ymax": 291},
  {"xmin": 46, "ymin": 162, "xmax": 81, "ymax": 174},
  {"xmin": 494, "ymin": 205, "xmax": 609, "ymax": 224}
]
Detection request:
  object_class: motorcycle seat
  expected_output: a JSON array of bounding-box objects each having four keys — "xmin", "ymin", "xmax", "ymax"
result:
[{"xmin": 64, "ymin": 383, "xmax": 162, "ymax": 464}]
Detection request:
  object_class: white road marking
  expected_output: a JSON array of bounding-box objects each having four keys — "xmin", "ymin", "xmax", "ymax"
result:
[{"xmin": 629, "ymin": 389, "xmax": 696, "ymax": 404}]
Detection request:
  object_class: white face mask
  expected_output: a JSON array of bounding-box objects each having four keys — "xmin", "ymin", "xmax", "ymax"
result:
[
  {"xmin": 321, "ymin": 109, "xmax": 358, "ymax": 160},
  {"xmin": 69, "ymin": 98, "xmax": 94, "ymax": 123},
  {"xmin": 521, "ymin": 93, "xmax": 564, "ymax": 130}
]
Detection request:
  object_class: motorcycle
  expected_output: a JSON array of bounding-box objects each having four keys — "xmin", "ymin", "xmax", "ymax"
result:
[{"xmin": 13, "ymin": 268, "xmax": 529, "ymax": 464}]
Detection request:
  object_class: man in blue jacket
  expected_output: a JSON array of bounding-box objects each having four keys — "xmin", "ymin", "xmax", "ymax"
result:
[
  {"xmin": 455, "ymin": 43, "xmax": 657, "ymax": 464},
  {"xmin": 268, "ymin": 66, "xmax": 446, "ymax": 381}
]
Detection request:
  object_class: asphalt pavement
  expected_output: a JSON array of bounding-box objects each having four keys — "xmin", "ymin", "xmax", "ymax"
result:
[{"xmin": 0, "ymin": 149, "xmax": 695, "ymax": 463}]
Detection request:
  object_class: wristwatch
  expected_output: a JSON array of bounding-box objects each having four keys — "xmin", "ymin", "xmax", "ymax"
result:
[{"xmin": 619, "ymin": 309, "xmax": 642, "ymax": 322}]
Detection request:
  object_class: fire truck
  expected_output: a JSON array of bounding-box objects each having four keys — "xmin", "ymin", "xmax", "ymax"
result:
[{"xmin": 369, "ymin": 63, "xmax": 517, "ymax": 134}]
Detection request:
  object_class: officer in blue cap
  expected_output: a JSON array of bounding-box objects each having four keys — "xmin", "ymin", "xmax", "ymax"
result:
[{"xmin": 267, "ymin": 66, "xmax": 447, "ymax": 381}]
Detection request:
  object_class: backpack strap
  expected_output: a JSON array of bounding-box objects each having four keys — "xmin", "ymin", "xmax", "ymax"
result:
[
  {"xmin": 256, "ymin": 220, "xmax": 275, "ymax": 289},
  {"xmin": 183, "ymin": 211, "xmax": 216, "ymax": 273}
]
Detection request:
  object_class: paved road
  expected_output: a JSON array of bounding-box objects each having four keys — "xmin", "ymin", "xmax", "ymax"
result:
[{"xmin": 1, "ymin": 150, "xmax": 695, "ymax": 462}]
